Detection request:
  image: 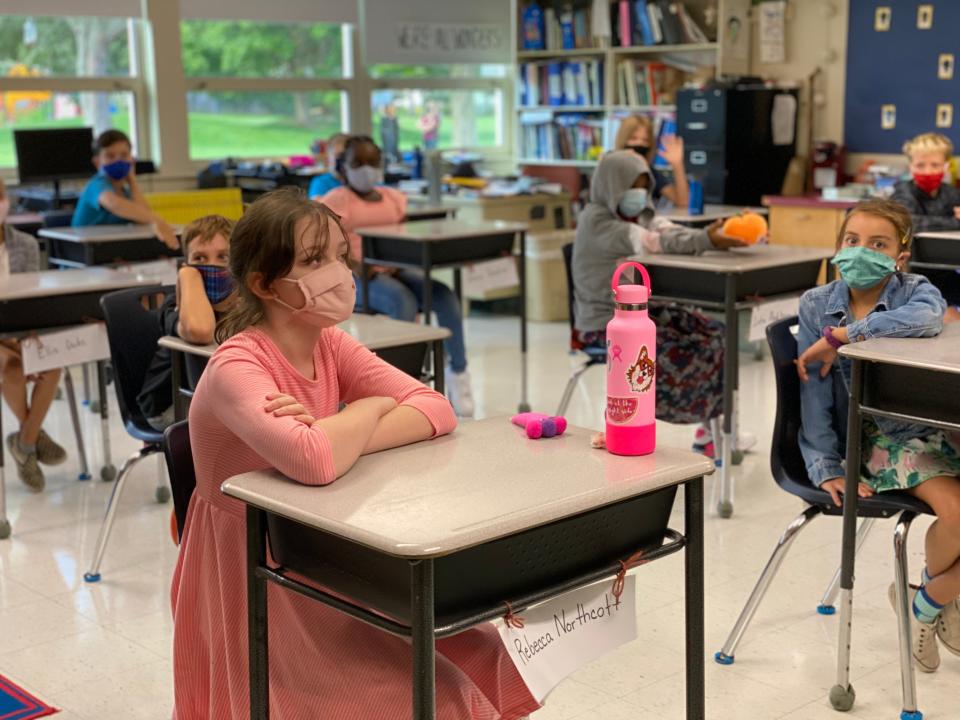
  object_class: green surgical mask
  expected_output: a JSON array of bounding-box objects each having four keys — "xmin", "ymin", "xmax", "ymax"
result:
[{"xmin": 831, "ymin": 246, "xmax": 897, "ymax": 290}]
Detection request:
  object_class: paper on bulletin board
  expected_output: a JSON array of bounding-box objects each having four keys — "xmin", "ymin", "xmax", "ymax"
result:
[
  {"xmin": 497, "ymin": 575, "xmax": 637, "ymax": 703},
  {"xmin": 20, "ymin": 323, "xmax": 110, "ymax": 376},
  {"xmin": 749, "ymin": 296, "xmax": 801, "ymax": 342},
  {"xmin": 461, "ymin": 256, "xmax": 519, "ymax": 296},
  {"xmin": 759, "ymin": 1, "xmax": 786, "ymax": 64}
]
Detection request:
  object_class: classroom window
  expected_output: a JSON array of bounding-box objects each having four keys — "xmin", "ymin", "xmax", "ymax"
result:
[
  {"xmin": 368, "ymin": 64, "xmax": 508, "ymax": 79},
  {"xmin": 371, "ymin": 89, "xmax": 504, "ymax": 152},
  {"xmin": 0, "ymin": 90, "xmax": 135, "ymax": 168},
  {"xmin": 186, "ymin": 90, "xmax": 346, "ymax": 160},
  {"xmin": 180, "ymin": 21, "xmax": 345, "ymax": 78},
  {"xmin": 0, "ymin": 15, "xmax": 136, "ymax": 77}
]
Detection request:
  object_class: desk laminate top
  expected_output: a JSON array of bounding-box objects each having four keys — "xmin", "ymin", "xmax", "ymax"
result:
[
  {"xmin": 158, "ymin": 313, "xmax": 451, "ymax": 359},
  {"xmin": 38, "ymin": 224, "xmax": 181, "ymax": 243},
  {"xmin": 355, "ymin": 219, "xmax": 528, "ymax": 241},
  {"xmin": 632, "ymin": 245, "xmax": 833, "ymax": 273},
  {"xmin": 222, "ymin": 418, "xmax": 713, "ymax": 558},
  {"xmin": 838, "ymin": 323, "xmax": 960, "ymax": 374},
  {"xmin": 661, "ymin": 204, "xmax": 767, "ymax": 223},
  {"xmin": 0, "ymin": 260, "xmax": 177, "ymax": 301}
]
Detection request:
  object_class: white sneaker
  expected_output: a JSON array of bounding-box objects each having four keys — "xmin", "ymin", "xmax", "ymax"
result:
[
  {"xmin": 937, "ymin": 597, "xmax": 960, "ymax": 657},
  {"xmin": 445, "ymin": 368, "xmax": 475, "ymax": 417},
  {"xmin": 888, "ymin": 583, "xmax": 941, "ymax": 673},
  {"xmin": 736, "ymin": 430, "xmax": 757, "ymax": 452}
]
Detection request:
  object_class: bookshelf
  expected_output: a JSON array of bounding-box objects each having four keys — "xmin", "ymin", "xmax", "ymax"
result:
[{"xmin": 514, "ymin": 0, "xmax": 750, "ymax": 168}]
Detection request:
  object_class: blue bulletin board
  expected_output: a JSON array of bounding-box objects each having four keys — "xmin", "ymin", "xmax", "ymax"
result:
[{"xmin": 845, "ymin": 1, "xmax": 960, "ymax": 153}]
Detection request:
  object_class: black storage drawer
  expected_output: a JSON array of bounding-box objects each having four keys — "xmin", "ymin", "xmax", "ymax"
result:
[{"xmin": 677, "ymin": 89, "xmax": 727, "ymax": 147}]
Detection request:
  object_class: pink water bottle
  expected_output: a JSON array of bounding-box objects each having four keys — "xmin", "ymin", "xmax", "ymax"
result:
[{"xmin": 605, "ymin": 261, "xmax": 657, "ymax": 456}]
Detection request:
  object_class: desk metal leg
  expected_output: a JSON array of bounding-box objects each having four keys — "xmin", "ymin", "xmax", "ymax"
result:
[
  {"xmin": 82, "ymin": 362, "xmax": 91, "ymax": 407},
  {"xmin": 247, "ymin": 506, "xmax": 270, "ymax": 720},
  {"xmin": 718, "ymin": 275, "xmax": 736, "ymax": 518},
  {"xmin": 685, "ymin": 477, "xmax": 705, "ymax": 720},
  {"xmin": 421, "ymin": 248, "xmax": 433, "ymax": 327},
  {"xmin": 453, "ymin": 268, "xmax": 463, "ymax": 312},
  {"xmin": 97, "ymin": 361, "xmax": 116, "ymax": 482},
  {"xmin": 411, "ymin": 559, "xmax": 436, "ymax": 720},
  {"xmin": 360, "ymin": 236, "xmax": 370, "ymax": 313},
  {"xmin": 171, "ymin": 348, "xmax": 186, "ymax": 423},
  {"xmin": 830, "ymin": 358, "xmax": 863, "ymax": 712},
  {"xmin": 63, "ymin": 369, "xmax": 91, "ymax": 481},
  {"xmin": 518, "ymin": 231, "xmax": 530, "ymax": 413},
  {"xmin": 432, "ymin": 340, "xmax": 445, "ymax": 394}
]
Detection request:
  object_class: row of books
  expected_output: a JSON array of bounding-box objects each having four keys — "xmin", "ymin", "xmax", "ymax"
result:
[
  {"xmin": 611, "ymin": 0, "xmax": 710, "ymax": 47},
  {"xmin": 519, "ymin": 114, "xmax": 604, "ymax": 162},
  {"xmin": 615, "ymin": 61, "xmax": 684, "ymax": 106},
  {"xmin": 521, "ymin": 4, "xmax": 596, "ymax": 51},
  {"xmin": 518, "ymin": 60, "xmax": 604, "ymax": 108}
]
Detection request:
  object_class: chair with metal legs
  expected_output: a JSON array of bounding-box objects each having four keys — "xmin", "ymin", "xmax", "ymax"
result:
[
  {"xmin": 714, "ymin": 317, "xmax": 932, "ymax": 720},
  {"xmin": 84, "ymin": 286, "xmax": 172, "ymax": 582}
]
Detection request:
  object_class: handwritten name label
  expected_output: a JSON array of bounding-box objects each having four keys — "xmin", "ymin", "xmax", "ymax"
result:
[
  {"xmin": 462, "ymin": 256, "xmax": 520, "ymax": 296},
  {"xmin": 748, "ymin": 295, "xmax": 801, "ymax": 342},
  {"xmin": 498, "ymin": 575, "xmax": 637, "ymax": 702},
  {"xmin": 21, "ymin": 323, "xmax": 110, "ymax": 375}
]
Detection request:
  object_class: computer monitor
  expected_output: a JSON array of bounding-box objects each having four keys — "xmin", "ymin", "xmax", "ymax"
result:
[{"xmin": 14, "ymin": 127, "xmax": 95, "ymax": 184}]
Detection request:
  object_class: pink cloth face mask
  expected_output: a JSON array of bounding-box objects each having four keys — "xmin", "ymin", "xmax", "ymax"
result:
[{"xmin": 273, "ymin": 261, "xmax": 355, "ymax": 327}]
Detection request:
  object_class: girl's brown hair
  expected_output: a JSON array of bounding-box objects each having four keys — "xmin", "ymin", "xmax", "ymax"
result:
[
  {"xmin": 215, "ymin": 187, "xmax": 345, "ymax": 343},
  {"xmin": 614, "ymin": 114, "xmax": 653, "ymax": 151},
  {"xmin": 836, "ymin": 198, "xmax": 913, "ymax": 252}
]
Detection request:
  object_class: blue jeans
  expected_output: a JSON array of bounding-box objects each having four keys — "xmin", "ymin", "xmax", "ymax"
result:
[{"xmin": 357, "ymin": 270, "xmax": 467, "ymax": 372}]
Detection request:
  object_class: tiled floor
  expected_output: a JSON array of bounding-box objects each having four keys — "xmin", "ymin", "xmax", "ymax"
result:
[{"xmin": 0, "ymin": 317, "xmax": 954, "ymax": 719}]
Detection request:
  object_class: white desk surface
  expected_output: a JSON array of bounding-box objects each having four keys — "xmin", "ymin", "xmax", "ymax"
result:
[
  {"xmin": 158, "ymin": 313, "xmax": 451, "ymax": 359},
  {"xmin": 838, "ymin": 323, "xmax": 960, "ymax": 375},
  {"xmin": 632, "ymin": 244, "xmax": 833, "ymax": 273},
  {"xmin": 661, "ymin": 205, "xmax": 768, "ymax": 223},
  {"xmin": 354, "ymin": 219, "xmax": 528, "ymax": 241},
  {"xmin": 222, "ymin": 418, "xmax": 713, "ymax": 558},
  {"xmin": 38, "ymin": 224, "xmax": 181, "ymax": 243},
  {"xmin": 0, "ymin": 260, "xmax": 178, "ymax": 301},
  {"xmin": 914, "ymin": 231, "xmax": 960, "ymax": 241}
]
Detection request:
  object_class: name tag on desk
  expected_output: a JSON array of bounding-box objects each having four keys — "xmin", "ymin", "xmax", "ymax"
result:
[
  {"xmin": 461, "ymin": 257, "xmax": 520, "ymax": 296},
  {"xmin": 21, "ymin": 323, "xmax": 110, "ymax": 375},
  {"xmin": 748, "ymin": 296, "xmax": 801, "ymax": 343},
  {"xmin": 497, "ymin": 575, "xmax": 637, "ymax": 703}
]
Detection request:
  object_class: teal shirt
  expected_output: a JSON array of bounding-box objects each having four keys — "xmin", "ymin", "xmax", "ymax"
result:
[
  {"xmin": 72, "ymin": 174, "xmax": 131, "ymax": 226},
  {"xmin": 308, "ymin": 172, "xmax": 342, "ymax": 199}
]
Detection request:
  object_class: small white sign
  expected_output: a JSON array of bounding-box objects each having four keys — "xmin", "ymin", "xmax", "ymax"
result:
[
  {"xmin": 497, "ymin": 575, "xmax": 637, "ymax": 703},
  {"xmin": 461, "ymin": 256, "xmax": 520, "ymax": 296},
  {"xmin": 749, "ymin": 296, "xmax": 801, "ymax": 343},
  {"xmin": 20, "ymin": 323, "xmax": 110, "ymax": 375}
]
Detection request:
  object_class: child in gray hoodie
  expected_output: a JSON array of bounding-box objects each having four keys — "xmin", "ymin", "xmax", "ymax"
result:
[{"xmin": 572, "ymin": 149, "xmax": 751, "ymax": 456}]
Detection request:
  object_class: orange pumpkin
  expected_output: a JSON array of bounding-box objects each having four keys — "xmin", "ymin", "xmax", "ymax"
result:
[{"xmin": 722, "ymin": 212, "xmax": 768, "ymax": 244}]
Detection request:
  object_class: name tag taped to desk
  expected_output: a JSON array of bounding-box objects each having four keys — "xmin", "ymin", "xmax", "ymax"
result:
[
  {"xmin": 497, "ymin": 575, "xmax": 636, "ymax": 702},
  {"xmin": 461, "ymin": 257, "xmax": 520, "ymax": 296},
  {"xmin": 748, "ymin": 296, "xmax": 800, "ymax": 343},
  {"xmin": 21, "ymin": 323, "xmax": 110, "ymax": 376}
]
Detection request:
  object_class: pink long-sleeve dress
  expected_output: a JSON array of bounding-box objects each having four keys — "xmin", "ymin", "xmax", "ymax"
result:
[{"xmin": 171, "ymin": 327, "xmax": 539, "ymax": 719}]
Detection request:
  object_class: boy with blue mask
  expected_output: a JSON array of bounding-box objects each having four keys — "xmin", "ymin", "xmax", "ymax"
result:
[{"xmin": 72, "ymin": 128, "xmax": 178, "ymax": 251}]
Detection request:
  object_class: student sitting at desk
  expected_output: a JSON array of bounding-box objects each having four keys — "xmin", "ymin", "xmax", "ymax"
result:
[
  {"xmin": 173, "ymin": 188, "xmax": 538, "ymax": 720},
  {"xmin": 573, "ymin": 150, "xmax": 753, "ymax": 456},
  {"xmin": 71, "ymin": 128, "xmax": 178, "ymax": 251},
  {"xmin": 0, "ymin": 180, "xmax": 67, "ymax": 491},
  {"xmin": 307, "ymin": 132, "xmax": 347, "ymax": 200},
  {"xmin": 321, "ymin": 135, "xmax": 476, "ymax": 417},
  {"xmin": 615, "ymin": 113, "xmax": 689, "ymax": 209},
  {"xmin": 137, "ymin": 215, "xmax": 236, "ymax": 430},
  {"xmin": 795, "ymin": 199, "xmax": 957, "ymax": 674}
]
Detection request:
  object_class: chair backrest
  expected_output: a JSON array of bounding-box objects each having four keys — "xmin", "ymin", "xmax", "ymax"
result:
[
  {"xmin": 100, "ymin": 285, "xmax": 170, "ymax": 432},
  {"xmin": 562, "ymin": 242, "xmax": 576, "ymax": 332},
  {"xmin": 163, "ymin": 421, "xmax": 196, "ymax": 541}
]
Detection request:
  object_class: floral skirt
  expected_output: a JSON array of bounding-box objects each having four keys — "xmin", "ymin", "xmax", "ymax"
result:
[{"xmin": 863, "ymin": 425, "xmax": 960, "ymax": 492}]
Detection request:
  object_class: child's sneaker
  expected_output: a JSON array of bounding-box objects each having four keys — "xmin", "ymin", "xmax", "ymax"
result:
[
  {"xmin": 692, "ymin": 426, "xmax": 716, "ymax": 459},
  {"xmin": 937, "ymin": 598, "xmax": 960, "ymax": 657},
  {"xmin": 445, "ymin": 368, "xmax": 475, "ymax": 418},
  {"xmin": 35, "ymin": 429, "xmax": 67, "ymax": 466},
  {"xmin": 6, "ymin": 433, "xmax": 45, "ymax": 493},
  {"xmin": 888, "ymin": 583, "xmax": 941, "ymax": 673}
]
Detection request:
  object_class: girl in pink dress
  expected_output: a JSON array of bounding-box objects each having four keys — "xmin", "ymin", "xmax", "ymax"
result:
[{"xmin": 170, "ymin": 187, "xmax": 538, "ymax": 719}]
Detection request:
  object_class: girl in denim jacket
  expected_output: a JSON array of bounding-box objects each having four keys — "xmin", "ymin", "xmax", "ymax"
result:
[{"xmin": 797, "ymin": 198, "xmax": 959, "ymax": 673}]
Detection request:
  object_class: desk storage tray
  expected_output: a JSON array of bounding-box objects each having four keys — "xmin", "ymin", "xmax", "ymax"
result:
[
  {"xmin": 363, "ymin": 232, "xmax": 516, "ymax": 267},
  {"xmin": 913, "ymin": 235, "xmax": 960, "ymax": 265},
  {"xmin": 266, "ymin": 484, "xmax": 677, "ymax": 629},
  {"xmin": 647, "ymin": 260, "xmax": 823, "ymax": 305}
]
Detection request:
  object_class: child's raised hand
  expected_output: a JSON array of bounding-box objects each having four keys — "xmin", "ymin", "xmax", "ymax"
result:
[
  {"xmin": 660, "ymin": 134, "xmax": 685, "ymax": 168},
  {"xmin": 820, "ymin": 477, "xmax": 875, "ymax": 507},
  {"xmin": 795, "ymin": 337, "xmax": 838, "ymax": 382},
  {"xmin": 264, "ymin": 392, "xmax": 316, "ymax": 427},
  {"xmin": 706, "ymin": 219, "xmax": 749, "ymax": 250}
]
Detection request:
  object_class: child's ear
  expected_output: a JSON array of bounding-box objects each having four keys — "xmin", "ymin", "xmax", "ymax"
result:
[
  {"xmin": 247, "ymin": 272, "xmax": 273, "ymax": 301},
  {"xmin": 896, "ymin": 250, "xmax": 911, "ymax": 270}
]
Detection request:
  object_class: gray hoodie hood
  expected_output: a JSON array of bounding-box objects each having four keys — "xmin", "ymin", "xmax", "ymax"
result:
[{"xmin": 589, "ymin": 149, "xmax": 656, "ymax": 217}]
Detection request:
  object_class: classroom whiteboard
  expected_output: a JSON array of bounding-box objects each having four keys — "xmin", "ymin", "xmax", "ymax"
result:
[{"xmin": 361, "ymin": 0, "xmax": 512, "ymax": 65}]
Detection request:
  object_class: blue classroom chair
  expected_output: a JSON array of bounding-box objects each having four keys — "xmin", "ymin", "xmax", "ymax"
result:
[{"xmin": 714, "ymin": 316, "xmax": 932, "ymax": 720}]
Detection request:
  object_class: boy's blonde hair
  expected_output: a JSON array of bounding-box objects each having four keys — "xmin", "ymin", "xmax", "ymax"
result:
[
  {"xmin": 902, "ymin": 132, "xmax": 953, "ymax": 159},
  {"xmin": 181, "ymin": 214, "xmax": 234, "ymax": 258},
  {"xmin": 614, "ymin": 114, "xmax": 653, "ymax": 151},
  {"xmin": 837, "ymin": 199, "xmax": 913, "ymax": 251}
]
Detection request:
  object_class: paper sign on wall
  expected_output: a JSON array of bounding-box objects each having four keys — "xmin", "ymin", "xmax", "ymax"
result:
[
  {"xmin": 497, "ymin": 575, "xmax": 637, "ymax": 702},
  {"xmin": 749, "ymin": 296, "xmax": 801, "ymax": 343},
  {"xmin": 20, "ymin": 323, "xmax": 110, "ymax": 376},
  {"xmin": 461, "ymin": 257, "xmax": 520, "ymax": 296}
]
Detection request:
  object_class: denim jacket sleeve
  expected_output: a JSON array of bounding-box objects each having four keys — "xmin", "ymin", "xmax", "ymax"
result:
[
  {"xmin": 844, "ymin": 276, "xmax": 946, "ymax": 341},
  {"xmin": 797, "ymin": 294, "xmax": 845, "ymax": 487}
]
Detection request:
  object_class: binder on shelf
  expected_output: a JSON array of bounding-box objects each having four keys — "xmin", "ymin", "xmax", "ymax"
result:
[
  {"xmin": 560, "ymin": 8, "xmax": 576, "ymax": 50},
  {"xmin": 634, "ymin": 0, "xmax": 655, "ymax": 46},
  {"xmin": 656, "ymin": 0, "xmax": 685, "ymax": 45},
  {"xmin": 573, "ymin": 8, "xmax": 591, "ymax": 48},
  {"xmin": 677, "ymin": 4, "xmax": 709, "ymax": 43},
  {"xmin": 647, "ymin": 2, "xmax": 664, "ymax": 44},
  {"xmin": 547, "ymin": 62, "xmax": 564, "ymax": 106},
  {"xmin": 618, "ymin": 0, "xmax": 632, "ymax": 47}
]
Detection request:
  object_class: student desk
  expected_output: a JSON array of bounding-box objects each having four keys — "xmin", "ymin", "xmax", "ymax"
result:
[
  {"xmin": 38, "ymin": 224, "xmax": 181, "ymax": 268},
  {"xmin": 834, "ymin": 323, "xmax": 960, "ymax": 717},
  {"xmin": 159, "ymin": 314, "xmax": 451, "ymax": 422},
  {"xmin": 630, "ymin": 245, "xmax": 833, "ymax": 518},
  {"xmin": 661, "ymin": 205, "xmax": 767, "ymax": 227},
  {"xmin": 911, "ymin": 231, "xmax": 960, "ymax": 273},
  {"xmin": 222, "ymin": 418, "xmax": 713, "ymax": 720},
  {"xmin": 0, "ymin": 261, "xmax": 178, "ymax": 538},
  {"xmin": 404, "ymin": 205, "xmax": 458, "ymax": 222},
  {"xmin": 355, "ymin": 219, "xmax": 531, "ymax": 411}
]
